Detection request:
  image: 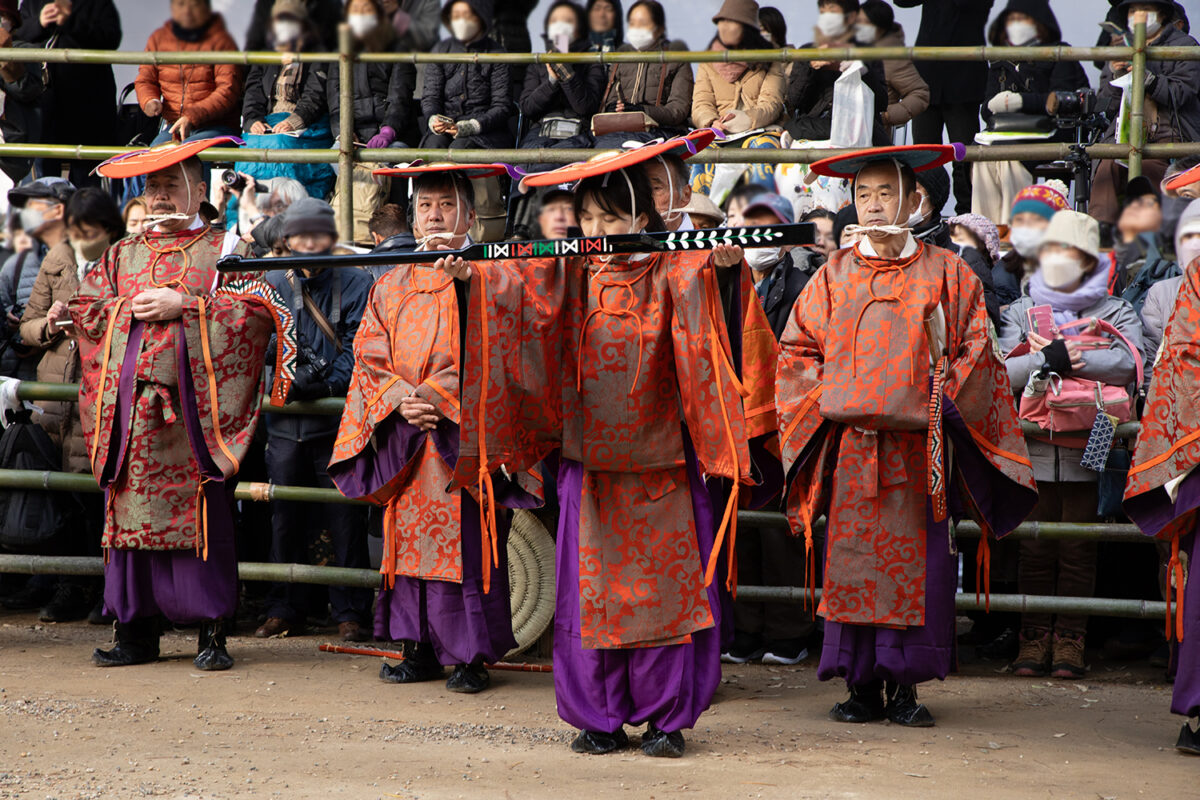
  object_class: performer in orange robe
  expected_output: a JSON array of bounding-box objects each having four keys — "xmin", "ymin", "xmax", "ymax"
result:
[
  {"xmin": 776, "ymin": 145, "xmax": 1037, "ymax": 726},
  {"xmin": 329, "ymin": 165, "xmax": 519, "ymax": 694},
  {"xmin": 1124, "ymin": 249, "xmax": 1200, "ymax": 753},
  {"xmin": 70, "ymin": 137, "xmax": 292, "ymax": 671},
  {"xmin": 441, "ymin": 133, "xmax": 775, "ymax": 757}
]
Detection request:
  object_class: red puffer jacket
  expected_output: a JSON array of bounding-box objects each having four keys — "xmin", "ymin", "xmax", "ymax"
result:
[{"xmin": 134, "ymin": 13, "xmax": 244, "ymax": 132}]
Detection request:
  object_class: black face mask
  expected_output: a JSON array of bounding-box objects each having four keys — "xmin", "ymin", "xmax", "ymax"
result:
[{"xmin": 171, "ymin": 16, "xmax": 214, "ymax": 44}]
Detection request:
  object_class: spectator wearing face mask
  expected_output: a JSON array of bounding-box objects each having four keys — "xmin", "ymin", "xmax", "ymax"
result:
[
  {"xmin": 326, "ymin": 0, "xmax": 418, "ymax": 151},
  {"xmin": 136, "ymin": 0, "xmax": 244, "ymax": 147},
  {"xmin": 1141, "ymin": 198, "xmax": 1200, "ymax": 375},
  {"xmin": 421, "ymin": 0, "xmax": 513, "ymax": 150},
  {"xmin": 999, "ymin": 210, "xmax": 1144, "ymax": 681},
  {"xmin": 245, "ymin": 0, "xmax": 341, "ymax": 51},
  {"xmin": 1091, "ymin": 0, "xmax": 1200, "ymax": 232},
  {"xmin": 907, "ymin": 165, "xmax": 1000, "ymax": 326},
  {"xmin": 853, "ymin": 0, "xmax": 929, "ymax": 135},
  {"xmin": 972, "ymin": 0, "xmax": 1088, "ymax": 226},
  {"xmin": 995, "ymin": 180, "xmax": 1070, "ymax": 305},
  {"xmin": 15, "ymin": 187, "xmax": 123, "ymax": 624},
  {"xmin": 0, "ymin": 0, "xmax": 46, "ymax": 185}
]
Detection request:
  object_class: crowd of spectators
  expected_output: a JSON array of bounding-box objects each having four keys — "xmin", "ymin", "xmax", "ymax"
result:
[{"xmin": 0, "ymin": 0, "xmax": 1198, "ymax": 680}]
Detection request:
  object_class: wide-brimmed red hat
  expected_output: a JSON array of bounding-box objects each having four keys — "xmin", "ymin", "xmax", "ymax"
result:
[
  {"xmin": 522, "ymin": 129, "xmax": 718, "ymax": 188},
  {"xmin": 372, "ymin": 161, "xmax": 509, "ymax": 180},
  {"xmin": 96, "ymin": 136, "xmax": 242, "ymax": 179},
  {"xmin": 1164, "ymin": 164, "xmax": 1200, "ymax": 194},
  {"xmin": 809, "ymin": 143, "xmax": 964, "ymax": 180}
]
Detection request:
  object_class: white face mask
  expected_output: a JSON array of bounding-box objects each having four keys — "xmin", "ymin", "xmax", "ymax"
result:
[
  {"xmin": 817, "ymin": 12, "xmax": 848, "ymax": 38},
  {"xmin": 1177, "ymin": 235, "xmax": 1200, "ymax": 269},
  {"xmin": 450, "ymin": 17, "xmax": 480, "ymax": 42},
  {"xmin": 625, "ymin": 26, "xmax": 656, "ymax": 50},
  {"xmin": 347, "ymin": 13, "xmax": 378, "ymax": 38},
  {"xmin": 19, "ymin": 207, "xmax": 46, "ymax": 235},
  {"xmin": 1131, "ymin": 12, "xmax": 1161, "ymax": 37},
  {"xmin": 273, "ymin": 19, "xmax": 301, "ymax": 44},
  {"xmin": 546, "ymin": 20, "xmax": 575, "ymax": 43},
  {"xmin": 745, "ymin": 246, "xmax": 783, "ymax": 271},
  {"xmin": 905, "ymin": 196, "xmax": 928, "ymax": 229},
  {"xmin": 1039, "ymin": 250, "xmax": 1086, "ymax": 290},
  {"xmin": 853, "ymin": 23, "xmax": 876, "ymax": 44},
  {"xmin": 1005, "ymin": 20, "xmax": 1037, "ymax": 46},
  {"xmin": 1010, "ymin": 225, "xmax": 1044, "ymax": 257}
]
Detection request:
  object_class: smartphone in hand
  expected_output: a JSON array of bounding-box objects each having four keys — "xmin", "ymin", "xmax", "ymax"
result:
[{"xmin": 1026, "ymin": 304, "xmax": 1058, "ymax": 339}]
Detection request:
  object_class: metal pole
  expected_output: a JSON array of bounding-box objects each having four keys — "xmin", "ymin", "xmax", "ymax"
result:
[
  {"xmin": 1128, "ymin": 21, "xmax": 1148, "ymax": 178},
  {"xmin": 336, "ymin": 24, "xmax": 356, "ymax": 242},
  {"xmin": 736, "ymin": 510, "xmax": 1149, "ymax": 542}
]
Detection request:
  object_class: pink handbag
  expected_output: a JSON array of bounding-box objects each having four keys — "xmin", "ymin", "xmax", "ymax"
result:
[{"xmin": 1006, "ymin": 318, "xmax": 1144, "ymax": 433}]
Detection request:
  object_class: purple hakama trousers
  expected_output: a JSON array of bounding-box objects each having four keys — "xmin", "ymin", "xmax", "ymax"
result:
[{"xmin": 553, "ymin": 450, "xmax": 722, "ymax": 734}]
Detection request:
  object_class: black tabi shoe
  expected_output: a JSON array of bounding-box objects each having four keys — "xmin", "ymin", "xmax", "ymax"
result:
[
  {"xmin": 87, "ymin": 600, "xmax": 115, "ymax": 626},
  {"xmin": 92, "ymin": 619, "xmax": 159, "ymax": 667},
  {"xmin": 379, "ymin": 640, "xmax": 443, "ymax": 684},
  {"xmin": 194, "ymin": 619, "xmax": 234, "ymax": 671},
  {"xmin": 570, "ymin": 727, "xmax": 630, "ymax": 755},
  {"xmin": 641, "ymin": 723, "xmax": 685, "ymax": 758},
  {"xmin": 829, "ymin": 680, "xmax": 886, "ymax": 723},
  {"xmin": 1176, "ymin": 721, "xmax": 1200, "ymax": 755},
  {"xmin": 885, "ymin": 682, "xmax": 935, "ymax": 727},
  {"xmin": 445, "ymin": 660, "xmax": 490, "ymax": 694},
  {"xmin": 38, "ymin": 582, "xmax": 92, "ymax": 623}
]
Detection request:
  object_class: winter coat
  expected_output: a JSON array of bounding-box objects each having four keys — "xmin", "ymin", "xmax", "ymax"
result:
[
  {"xmin": 599, "ymin": 38, "xmax": 695, "ymax": 132},
  {"xmin": 264, "ymin": 266, "xmax": 372, "ymax": 442},
  {"xmin": 993, "ymin": 250, "xmax": 1024, "ymax": 307},
  {"xmin": 16, "ymin": 243, "xmax": 89, "ymax": 474},
  {"xmin": 366, "ymin": 233, "xmax": 418, "ymax": 282},
  {"xmin": 875, "ymin": 26, "xmax": 929, "ymax": 127},
  {"xmin": 518, "ymin": 41, "xmax": 606, "ymax": 127},
  {"xmin": 756, "ymin": 249, "xmax": 821, "ymax": 340},
  {"xmin": 1001, "ymin": 292, "xmax": 1143, "ymax": 483},
  {"xmin": 326, "ymin": 55, "xmax": 417, "ymax": 144},
  {"xmin": 420, "ymin": 33, "xmax": 513, "ymax": 147},
  {"xmin": 0, "ymin": 43, "xmax": 46, "ymax": 183},
  {"xmin": 135, "ymin": 14, "xmax": 244, "ymax": 133},
  {"xmin": 242, "ymin": 45, "xmax": 330, "ymax": 132},
  {"xmin": 893, "ymin": 0, "xmax": 994, "ymax": 104},
  {"xmin": 1097, "ymin": 25, "xmax": 1200, "ymax": 144},
  {"xmin": 393, "ymin": 0, "xmax": 442, "ymax": 52},
  {"xmin": 244, "ymin": 0, "xmax": 343, "ymax": 52},
  {"xmin": 0, "ymin": 245, "xmax": 44, "ymax": 379},
  {"xmin": 1140, "ymin": 274, "xmax": 1183, "ymax": 379},
  {"xmin": 784, "ymin": 31, "xmax": 890, "ymax": 144},
  {"xmin": 16, "ymin": 0, "xmax": 121, "ymax": 146},
  {"xmin": 692, "ymin": 61, "xmax": 788, "ymax": 130}
]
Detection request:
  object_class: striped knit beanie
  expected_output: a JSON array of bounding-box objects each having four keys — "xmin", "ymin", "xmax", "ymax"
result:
[{"xmin": 1010, "ymin": 180, "xmax": 1069, "ymax": 221}]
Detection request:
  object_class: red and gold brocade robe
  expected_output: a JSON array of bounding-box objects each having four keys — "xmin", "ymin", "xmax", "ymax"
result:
[
  {"xmin": 69, "ymin": 226, "xmax": 277, "ymax": 553},
  {"xmin": 450, "ymin": 252, "xmax": 772, "ymax": 649},
  {"xmin": 1124, "ymin": 260, "xmax": 1200, "ymax": 640},
  {"xmin": 329, "ymin": 264, "xmax": 467, "ymax": 584},
  {"xmin": 776, "ymin": 240, "xmax": 1036, "ymax": 628}
]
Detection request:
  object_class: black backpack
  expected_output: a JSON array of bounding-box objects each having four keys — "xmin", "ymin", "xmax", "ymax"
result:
[{"xmin": 0, "ymin": 408, "xmax": 80, "ymax": 553}]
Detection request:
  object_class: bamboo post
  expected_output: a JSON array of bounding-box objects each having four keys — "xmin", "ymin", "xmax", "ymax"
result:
[
  {"xmin": 1128, "ymin": 21, "xmax": 1148, "ymax": 178},
  {"xmin": 336, "ymin": 24, "xmax": 356, "ymax": 242}
]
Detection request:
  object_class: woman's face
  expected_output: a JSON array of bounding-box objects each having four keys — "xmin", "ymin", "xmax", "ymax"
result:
[
  {"xmin": 811, "ymin": 216, "xmax": 835, "ymax": 256},
  {"xmin": 347, "ymin": 0, "xmax": 376, "ymax": 15},
  {"xmin": 578, "ymin": 196, "xmax": 648, "ymax": 238},
  {"xmin": 627, "ymin": 4, "xmax": 657, "ymax": 36},
  {"xmin": 124, "ymin": 204, "xmax": 147, "ymax": 236},
  {"xmin": 548, "ymin": 5, "xmax": 579, "ymax": 36},
  {"xmin": 450, "ymin": 2, "xmax": 479, "ymax": 24},
  {"xmin": 68, "ymin": 221, "xmax": 108, "ymax": 245},
  {"xmin": 589, "ymin": 0, "xmax": 615, "ymax": 33},
  {"xmin": 1010, "ymin": 211, "xmax": 1050, "ymax": 231},
  {"xmin": 717, "ymin": 20, "xmax": 742, "ymax": 47}
]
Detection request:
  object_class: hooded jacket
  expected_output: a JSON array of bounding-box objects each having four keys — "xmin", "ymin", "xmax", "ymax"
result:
[
  {"xmin": 325, "ymin": 29, "xmax": 418, "ymax": 144},
  {"xmin": 1097, "ymin": 24, "xmax": 1200, "ymax": 144},
  {"xmin": 135, "ymin": 13, "xmax": 244, "ymax": 133},
  {"xmin": 421, "ymin": 0, "xmax": 513, "ymax": 147},
  {"xmin": 983, "ymin": 0, "xmax": 1089, "ymax": 137}
]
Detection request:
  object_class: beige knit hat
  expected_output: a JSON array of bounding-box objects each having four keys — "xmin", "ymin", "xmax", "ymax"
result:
[
  {"xmin": 712, "ymin": 0, "xmax": 760, "ymax": 29},
  {"xmin": 1041, "ymin": 209, "xmax": 1100, "ymax": 263},
  {"xmin": 272, "ymin": 0, "xmax": 307, "ymax": 20}
]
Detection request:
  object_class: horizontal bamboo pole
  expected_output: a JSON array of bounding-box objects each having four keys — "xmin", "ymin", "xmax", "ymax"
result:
[
  {"xmin": 0, "ymin": 45, "xmax": 1194, "ymax": 66},
  {"xmin": 737, "ymin": 511, "xmax": 1149, "ymax": 542},
  {"xmin": 16, "ymin": 381, "xmax": 344, "ymax": 415}
]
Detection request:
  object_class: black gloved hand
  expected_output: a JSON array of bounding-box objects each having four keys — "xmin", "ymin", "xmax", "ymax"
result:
[
  {"xmin": 286, "ymin": 363, "xmax": 332, "ymax": 402},
  {"xmin": 1042, "ymin": 338, "xmax": 1073, "ymax": 375}
]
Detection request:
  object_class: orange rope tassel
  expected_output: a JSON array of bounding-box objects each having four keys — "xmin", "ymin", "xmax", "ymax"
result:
[
  {"xmin": 1167, "ymin": 534, "xmax": 1185, "ymax": 642},
  {"xmin": 474, "ymin": 263, "xmax": 500, "ymax": 595},
  {"xmin": 975, "ymin": 523, "xmax": 992, "ymax": 613}
]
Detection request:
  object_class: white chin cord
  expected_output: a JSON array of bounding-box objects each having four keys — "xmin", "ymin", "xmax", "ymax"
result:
[
  {"xmin": 593, "ymin": 168, "xmax": 641, "ymax": 272},
  {"xmin": 145, "ymin": 164, "xmax": 197, "ymax": 229},
  {"xmin": 657, "ymin": 155, "xmax": 683, "ymax": 225},
  {"xmin": 414, "ymin": 182, "xmax": 467, "ymax": 249},
  {"xmin": 846, "ymin": 159, "xmax": 911, "ymax": 240}
]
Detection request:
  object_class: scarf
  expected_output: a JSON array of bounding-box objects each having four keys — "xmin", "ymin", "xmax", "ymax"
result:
[
  {"xmin": 1028, "ymin": 263, "xmax": 1111, "ymax": 326},
  {"xmin": 713, "ymin": 60, "xmax": 750, "ymax": 84}
]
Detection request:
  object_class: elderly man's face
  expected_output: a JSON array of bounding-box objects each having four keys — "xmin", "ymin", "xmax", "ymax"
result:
[
  {"xmin": 144, "ymin": 163, "xmax": 206, "ymax": 229},
  {"xmin": 854, "ymin": 162, "xmax": 919, "ymax": 236},
  {"xmin": 413, "ymin": 185, "xmax": 474, "ymax": 243}
]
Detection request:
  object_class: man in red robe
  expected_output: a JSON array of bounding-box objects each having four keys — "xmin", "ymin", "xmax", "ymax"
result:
[
  {"xmin": 776, "ymin": 145, "xmax": 1037, "ymax": 726},
  {"xmin": 70, "ymin": 137, "xmax": 290, "ymax": 671},
  {"xmin": 329, "ymin": 165, "xmax": 519, "ymax": 694},
  {"xmin": 1123, "ymin": 248, "xmax": 1200, "ymax": 753}
]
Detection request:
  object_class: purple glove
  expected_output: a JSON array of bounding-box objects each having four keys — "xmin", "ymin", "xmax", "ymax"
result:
[{"xmin": 366, "ymin": 126, "xmax": 397, "ymax": 149}]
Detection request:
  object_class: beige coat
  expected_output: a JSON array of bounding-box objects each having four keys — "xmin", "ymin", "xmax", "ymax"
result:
[
  {"xmin": 691, "ymin": 61, "xmax": 788, "ymax": 130},
  {"xmin": 876, "ymin": 26, "xmax": 930, "ymax": 127},
  {"xmin": 17, "ymin": 242, "xmax": 89, "ymax": 475}
]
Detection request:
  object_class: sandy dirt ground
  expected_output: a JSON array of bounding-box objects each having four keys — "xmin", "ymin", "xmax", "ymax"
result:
[{"xmin": 0, "ymin": 614, "xmax": 1194, "ymax": 800}]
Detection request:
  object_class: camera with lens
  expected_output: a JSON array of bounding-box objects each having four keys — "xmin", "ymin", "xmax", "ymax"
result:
[
  {"xmin": 1049, "ymin": 89, "xmax": 1102, "ymax": 127},
  {"xmin": 222, "ymin": 171, "xmax": 269, "ymax": 193}
]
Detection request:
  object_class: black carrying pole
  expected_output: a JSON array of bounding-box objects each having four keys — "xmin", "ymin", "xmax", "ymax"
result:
[{"xmin": 216, "ymin": 224, "xmax": 816, "ymax": 273}]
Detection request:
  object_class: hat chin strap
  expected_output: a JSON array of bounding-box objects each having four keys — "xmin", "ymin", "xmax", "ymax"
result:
[
  {"xmin": 595, "ymin": 169, "xmax": 643, "ymax": 270},
  {"xmin": 843, "ymin": 159, "xmax": 912, "ymax": 240},
  {"xmin": 414, "ymin": 182, "xmax": 468, "ymax": 248},
  {"xmin": 145, "ymin": 166, "xmax": 199, "ymax": 230}
]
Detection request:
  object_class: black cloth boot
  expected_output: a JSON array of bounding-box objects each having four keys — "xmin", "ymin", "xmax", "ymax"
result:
[
  {"xmin": 445, "ymin": 659, "xmax": 490, "ymax": 693},
  {"xmin": 885, "ymin": 682, "xmax": 935, "ymax": 727},
  {"xmin": 570, "ymin": 727, "xmax": 630, "ymax": 755},
  {"xmin": 92, "ymin": 618, "xmax": 160, "ymax": 667},
  {"xmin": 379, "ymin": 640, "xmax": 443, "ymax": 684},
  {"xmin": 194, "ymin": 619, "xmax": 234, "ymax": 671},
  {"xmin": 641, "ymin": 723, "xmax": 685, "ymax": 758},
  {"xmin": 1176, "ymin": 720, "xmax": 1200, "ymax": 755},
  {"xmin": 829, "ymin": 679, "xmax": 885, "ymax": 723}
]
